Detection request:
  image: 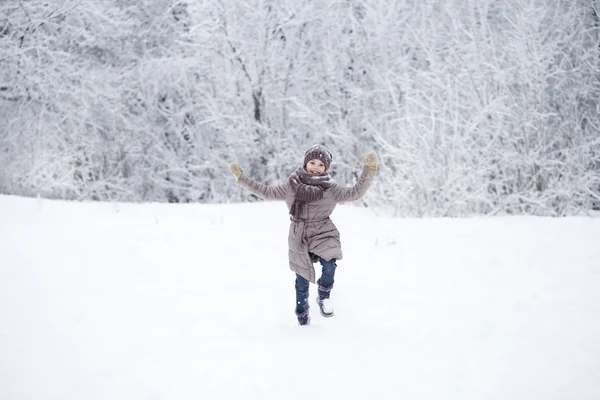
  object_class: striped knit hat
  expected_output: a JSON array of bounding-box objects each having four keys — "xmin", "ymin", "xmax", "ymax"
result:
[{"xmin": 303, "ymin": 145, "xmax": 333, "ymax": 171}]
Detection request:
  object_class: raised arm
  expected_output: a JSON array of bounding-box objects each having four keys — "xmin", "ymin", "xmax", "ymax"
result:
[
  {"xmin": 230, "ymin": 163, "xmax": 288, "ymax": 200},
  {"xmin": 330, "ymin": 152, "xmax": 378, "ymax": 202}
]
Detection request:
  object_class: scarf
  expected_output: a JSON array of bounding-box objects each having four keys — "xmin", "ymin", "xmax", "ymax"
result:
[{"xmin": 288, "ymin": 168, "xmax": 335, "ymax": 219}]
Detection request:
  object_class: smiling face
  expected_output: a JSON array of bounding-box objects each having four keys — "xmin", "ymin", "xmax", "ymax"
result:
[{"xmin": 305, "ymin": 159, "xmax": 326, "ymax": 174}]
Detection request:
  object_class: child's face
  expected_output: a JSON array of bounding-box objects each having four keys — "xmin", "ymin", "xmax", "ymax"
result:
[{"xmin": 306, "ymin": 159, "xmax": 326, "ymax": 174}]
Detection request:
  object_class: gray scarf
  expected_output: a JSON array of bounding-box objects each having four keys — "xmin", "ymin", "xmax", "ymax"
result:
[{"xmin": 288, "ymin": 168, "xmax": 335, "ymax": 219}]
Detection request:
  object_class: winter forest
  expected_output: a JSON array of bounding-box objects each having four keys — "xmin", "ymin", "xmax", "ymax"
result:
[{"xmin": 1, "ymin": 0, "xmax": 599, "ymax": 217}]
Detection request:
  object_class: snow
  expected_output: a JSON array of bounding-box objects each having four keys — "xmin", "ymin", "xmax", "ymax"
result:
[{"xmin": 1, "ymin": 194, "xmax": 600, "ymax": 400}]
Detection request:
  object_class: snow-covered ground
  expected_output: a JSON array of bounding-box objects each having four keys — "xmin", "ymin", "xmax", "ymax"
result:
[{"xmin": 1, "ymin": 194, "xmax": 599, "ymax": 400}]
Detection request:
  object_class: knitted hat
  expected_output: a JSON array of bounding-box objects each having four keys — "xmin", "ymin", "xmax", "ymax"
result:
[{"xmin": 303, "ymin": 145, "xmax": 333, "ymax": 171}]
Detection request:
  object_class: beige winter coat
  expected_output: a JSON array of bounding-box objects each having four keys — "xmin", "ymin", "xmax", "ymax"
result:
[{"xmin": 238, "ymin": 166, "xmax": 377, "ymax": 283}]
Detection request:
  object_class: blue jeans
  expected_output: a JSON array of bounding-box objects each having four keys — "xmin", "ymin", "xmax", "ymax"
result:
[{"xmin": 295, "ymin": 255, "xmax": 337, "ymax": 313}]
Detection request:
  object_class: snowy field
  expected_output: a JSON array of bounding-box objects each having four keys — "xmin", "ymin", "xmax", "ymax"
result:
[{"xmin": 1, "ymin": 194, "xmax": 599, "ymax": 400}]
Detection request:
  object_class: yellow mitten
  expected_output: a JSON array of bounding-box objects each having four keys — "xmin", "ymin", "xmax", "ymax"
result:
[
  {"xmin": 230, "ymin": 163, "xmax": 242, "ymax": 180},
  {"xmin": 362, "ymin": 151, "xmax": 378, "ymax": 170}
]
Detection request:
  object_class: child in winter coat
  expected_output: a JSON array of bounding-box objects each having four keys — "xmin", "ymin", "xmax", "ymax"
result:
[{"xmin": 230, "ymin": 145, "xmax": 378, "ymax": 325}]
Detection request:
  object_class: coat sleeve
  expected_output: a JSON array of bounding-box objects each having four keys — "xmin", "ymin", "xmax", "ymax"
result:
[
  {"xmin": 330, "ymin": 166, "xmax": 377, "ymax": 203},
  {"xmin": 238, "ymin": 174, "xmax": 288, "ymax": 200}
]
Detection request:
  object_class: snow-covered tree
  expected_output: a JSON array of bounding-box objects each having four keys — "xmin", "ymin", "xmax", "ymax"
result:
[{"xmin": 1, "ymin": 0, "xmax": 598, "ymax": 215}]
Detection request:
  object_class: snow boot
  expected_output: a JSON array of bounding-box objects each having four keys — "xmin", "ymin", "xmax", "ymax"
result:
[
  {"xmin": 316, "ymin": 279, "xmax": 334, "ymax": 318},
  {"xmin": 295, "ymin": 308, "xmax": 311, "ymax": 326}
]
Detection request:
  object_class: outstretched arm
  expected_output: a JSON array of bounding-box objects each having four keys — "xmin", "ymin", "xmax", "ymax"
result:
[
  {"xmin": 230, "ymin": 163, "xmax": 288, "ymax": 200},
  {"xmin": 330, "ymin": 152, "xmax": 378, "ymax": 203}
]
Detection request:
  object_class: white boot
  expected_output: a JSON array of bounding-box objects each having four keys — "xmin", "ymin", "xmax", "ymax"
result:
[{"xmin": 316, "ymin": 297, "xmax": 334, "ymax": 317}]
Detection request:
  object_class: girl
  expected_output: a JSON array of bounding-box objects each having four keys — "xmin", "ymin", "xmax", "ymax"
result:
[{"xmin": 230, "ymin": 145, "xmax": 378, "ymax": 325}]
